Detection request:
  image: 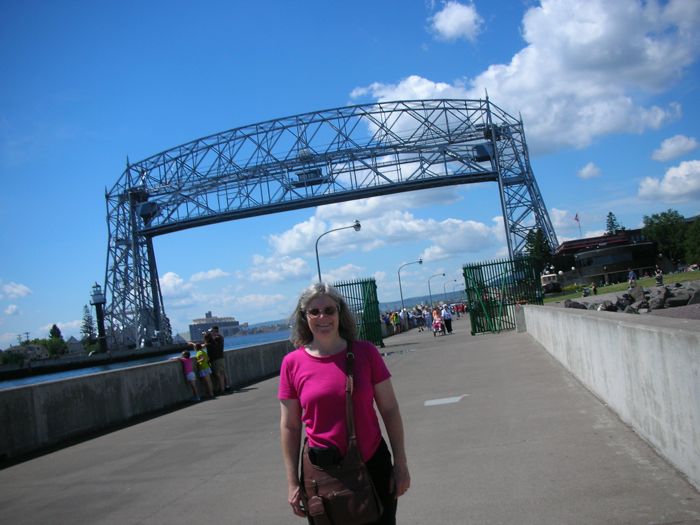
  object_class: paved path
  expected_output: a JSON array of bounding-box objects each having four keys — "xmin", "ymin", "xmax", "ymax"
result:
[{"xmin": 1, "ymin": 321, "xmax": 699, "ymax": 524}]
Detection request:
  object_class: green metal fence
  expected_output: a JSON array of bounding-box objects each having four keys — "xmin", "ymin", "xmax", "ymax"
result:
[
  {"xmin": 463, "ymin": 256, "xmax": 542, "ymax": 335},
  {"xmin": 333, "ymin": 278, "xmax": 385, "ymax": 348}
]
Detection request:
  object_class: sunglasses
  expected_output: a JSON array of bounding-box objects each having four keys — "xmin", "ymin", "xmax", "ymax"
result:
[{"xmin": 305, "ymin": 306, "xmax": 339, "ymax": 318}]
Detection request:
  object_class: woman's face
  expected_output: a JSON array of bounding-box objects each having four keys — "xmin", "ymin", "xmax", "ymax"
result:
[{"xmin": 305, "ymin": 295, "xmax": 340, "ymax": 339}]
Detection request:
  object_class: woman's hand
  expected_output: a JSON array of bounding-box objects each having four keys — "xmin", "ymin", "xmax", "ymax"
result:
[
  {"xmin": 392, "ymin": 462, "xmax": 411, "ymax": 498},
  {"xmin": 287, "ymin": 483, "xmax": 306, "ymax": 517}
]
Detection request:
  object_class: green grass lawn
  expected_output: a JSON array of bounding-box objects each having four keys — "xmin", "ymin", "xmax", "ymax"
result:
[{"xmin": 543, "ymin": 271, "xmax": 700, "ymax": 304}]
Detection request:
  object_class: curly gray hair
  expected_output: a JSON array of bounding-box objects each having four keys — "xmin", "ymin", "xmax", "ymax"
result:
[{"xmin": 289, "ymin": 282, "xmax": 357, "ymax": 346}]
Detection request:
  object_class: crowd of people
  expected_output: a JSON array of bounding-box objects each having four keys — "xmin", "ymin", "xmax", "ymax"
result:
[
  {"xmin": 381, "ymin": 303, "xmax": 466, "ymax": 337},
  {"xmin": 173, "ymin": 325, "xmax": 232, "ymax": 402}
]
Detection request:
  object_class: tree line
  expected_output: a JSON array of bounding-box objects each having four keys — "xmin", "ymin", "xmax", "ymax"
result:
[{"xmin": 1, "ymin": 306, "xmax": 100, "ymax": 365}]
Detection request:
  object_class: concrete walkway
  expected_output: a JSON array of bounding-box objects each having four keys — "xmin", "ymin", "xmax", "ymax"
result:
[{"xmin": 1, "ymin": 320, "xmax": 699, "ymax": 524}]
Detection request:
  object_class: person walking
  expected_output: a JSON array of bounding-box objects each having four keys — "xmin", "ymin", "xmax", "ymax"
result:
[
  {"xmin": 441, "ymin": 304, "xmax": 453, "ymax": 334},
  {"xmin": 279, "ymin": 282, "xmax": 410, "ymax": 524}
]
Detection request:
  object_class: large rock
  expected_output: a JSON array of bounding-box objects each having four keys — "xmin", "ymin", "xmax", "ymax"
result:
[
  {"xmin": 666, "ymin": 290, "xmax": 691, "ymax": 307},
  {"xmin": 648, "ymin": 286, "xmax": 671, "ymax": 302},
  {"xmin": 628, "ymin": 284, "xmax": 645, "ymax": 302},
  {"xmin": 632, "ymin": 300, "xmax": 649, "ymax": 310},
  {"xmin": 564, "ymin": 299, "xmax": 587, "ymax": 309},
  {"xmin": 687, "ymin": 290, "xmax": 700, "ymax": 305},
  {"xmin": 648, "ymin": 297, "xmax": 665, "ymax": 310},
  {"xmin": 597, "ymin": 301, "xmax": 618, "ymax": 312}
]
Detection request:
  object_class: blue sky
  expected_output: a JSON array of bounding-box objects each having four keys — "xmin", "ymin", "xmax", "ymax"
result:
[{"xmin": 1, "ymin": 0, "xmax": 699, "ymax": 347}]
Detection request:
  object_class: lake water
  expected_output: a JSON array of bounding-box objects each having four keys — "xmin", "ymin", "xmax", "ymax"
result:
[{"xmin": 0, "ymin": 329, "xmax": 290, "ymax": 391}]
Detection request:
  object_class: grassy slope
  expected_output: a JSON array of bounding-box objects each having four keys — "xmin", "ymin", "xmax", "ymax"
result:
[{"xmin": 543, "ymin": 271, "xmax": 700, "ymax": 304}]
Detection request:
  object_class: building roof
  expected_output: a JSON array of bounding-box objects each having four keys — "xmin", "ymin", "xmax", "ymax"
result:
[{"xmin": 555, "ymin": 228, "xmax": 647, "ymax": 256}]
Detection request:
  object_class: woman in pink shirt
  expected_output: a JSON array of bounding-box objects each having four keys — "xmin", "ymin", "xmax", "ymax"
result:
[{"xmin": 279, "ymin": 283, "xmax": 410, "ymax": 524}]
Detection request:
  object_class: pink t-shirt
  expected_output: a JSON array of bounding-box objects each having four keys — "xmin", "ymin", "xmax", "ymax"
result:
[
  {"xmin": 278, "ymin": 340, "xmax": 391, "ymax": 462},
  {"xmin": 179, "ymin": 356, "xmax": 194, "ymax": 376}
]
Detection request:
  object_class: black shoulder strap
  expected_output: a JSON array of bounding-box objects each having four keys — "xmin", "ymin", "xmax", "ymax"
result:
[{"xmin": 345, "ymin": 341, "xmax": 356, "ymax": 443}]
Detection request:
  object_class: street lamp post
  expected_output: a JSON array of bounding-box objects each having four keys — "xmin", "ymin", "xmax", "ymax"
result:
[
  {"xmin": 315, "ymin": 220, "xmax": 361, "ymax": 282},
  {"xmin": 443, "ymin": 279, "xmax": 457, "ymax": 302},
  {"xmin": 398, "ymin": 258, "xmax": 423, "ymax": 312},
  {"xmin": 428, "ymin": 272, "xmax": 445, "ymax": 308}
]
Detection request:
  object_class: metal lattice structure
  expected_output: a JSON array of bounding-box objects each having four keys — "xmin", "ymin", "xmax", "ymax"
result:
[{"xmin": 105, "ymin": 98, "xmax": 557, "ymax": 348}]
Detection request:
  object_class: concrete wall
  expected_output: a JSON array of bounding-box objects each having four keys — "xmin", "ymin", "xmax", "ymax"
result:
[
  {"xmin": 0, "ymin": 340, "xmax": 292, "ymax": 462},
  {"xmin": 522, "ymin": 306, "xmax": 700, "ymax": 490}
]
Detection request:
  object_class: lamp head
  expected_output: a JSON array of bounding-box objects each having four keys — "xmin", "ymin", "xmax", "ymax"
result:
[
  {"xmin": 353, "ymin": 220, "xmax": 361, "ymax": 232},
  {"xmin": 418, "ymin": 258, "xmax": 423, "ymax": 265}
]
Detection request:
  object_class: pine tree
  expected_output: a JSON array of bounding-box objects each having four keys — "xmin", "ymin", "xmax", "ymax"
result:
[
  {"xmin": 49, "ymin": 324, "xmax": 63, "ymax": 340},
  {"xmin": 81, "ymin": 305, "xmax": 97, "ymax": 344},
  {"xmin": 525, "ymin": 228, "xmax": 552, "ymax": 275},
  {"xmin": 47, "ymin": 324, "xmax": 67, "ymax": 356},
  {"xmin": 605, "ymin": 212, "xmax": 625, "ymax": 235}
]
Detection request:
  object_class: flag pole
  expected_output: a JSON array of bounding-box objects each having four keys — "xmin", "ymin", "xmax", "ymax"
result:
[{"xmin": 574, "ymin": 213, "xmax": 582, "ymax": 238}]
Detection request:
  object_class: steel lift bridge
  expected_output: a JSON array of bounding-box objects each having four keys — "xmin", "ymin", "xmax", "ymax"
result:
[{"xmin": 104, "ymin": 98, "xmax": 558, "ymax": 349}]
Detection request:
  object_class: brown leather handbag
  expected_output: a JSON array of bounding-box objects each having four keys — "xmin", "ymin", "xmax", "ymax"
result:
[{"xmin": 300, "ymin": 344, "xmax": 383, "ymax": 525}]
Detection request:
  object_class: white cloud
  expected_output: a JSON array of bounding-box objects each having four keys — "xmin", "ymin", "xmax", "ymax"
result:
[
  {"xmin": 247, "ymin": 255, "xmax": 309, "ymax": 283},
  {"xmin": 160, "ymin": 272, "xmax": 190, "ymax": 296},
  {"xmin": 638, "ymin": 159, "xmax": 700, "ymax": 203},
  {"xmin": 4, "ymin": 304, "xmax": 19, "ymax": 315},
  {"xmin": 420, "ymin": 217, "xmax": 503, "ymax": 262},
  {"xmin": 0, "ymin": 281, "xmax": 32, "ymax": 299},
  {"xmin": 321, "ymin": 263, "xmax": 365, "ymax": 284},
  {"xmin": 549, "ymin": 208, "xmax": 573, "ymax": 230},
  {"xmin": 221, "ymin": 293, "xmax": 288, "ymax": 310},
  {"xmin": 577, "ymin": 162, "xmax": 602, "ymax": 179},
  {"xmin": 190, "ymin": 268, "xmax": 230, "ymax": 282},
  {"xmin": 316, "ymin": 187, "xmax": 462, "ymax": 222},
  {"xmin": 352, "ymin": 0, "xmax": 699, "ymax": 153},
  {"xmin": 652, "ymin": 134, "xmax": 699, "ymax": 161},
  {"xmin": 0, "ymin": 332, "xmax": 20, "ymax": 348},
  {"xmin": 429, "ymin": 1, "xmax": 483, "ymax": 42}
]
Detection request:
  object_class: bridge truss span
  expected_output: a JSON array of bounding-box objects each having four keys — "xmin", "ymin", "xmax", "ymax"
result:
[{"xmin": 105, "ymin": 98, "xmax": 557, "ymax": 348}]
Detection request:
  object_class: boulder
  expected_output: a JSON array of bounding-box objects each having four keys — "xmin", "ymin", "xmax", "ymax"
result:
[
  {"xmin": 648, "ymin": 297, "xmax": 665, "ymax": 310},
  {"xmin": 687, "ymin": 290, "xmax": 700, "ymax": 305},
  {"xmin": 665, "ymin": 290, "xmax": 691, "ymax": 307},
  {"xmin": 623, "ymin": 305, "xmax": 639, "ymax": 314},
  {"xmin": 631, "ymin": 300, "xmax": 649, "ymax": 310},
  {"xmin": 565, "ymin": 299, "xmax": 588, "ymax": 309},
  {"xmin": 648, "ymin": 286, "xmax": 670, "ymax": 302},
  {"xmin": 628, "ymin": 285, "xmax": 645, "ymax": 302},
  {"xmin": 597, "ymin": 301, "xmax": 618, "ymax": 312}
]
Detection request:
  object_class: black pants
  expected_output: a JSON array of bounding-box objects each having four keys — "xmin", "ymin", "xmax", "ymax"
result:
[{"xmin": 307, "ymin": 438, "xmax": 397, "ymax": 525}]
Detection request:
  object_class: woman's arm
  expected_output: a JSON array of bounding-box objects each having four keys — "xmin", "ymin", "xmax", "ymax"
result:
[
  {"xmin": 374, "ymin": 378, "xmax": 411, "ymax": 497},
  {"xmin": 280, "ymin": 398, "xmax": 306, "ymax": 517}
]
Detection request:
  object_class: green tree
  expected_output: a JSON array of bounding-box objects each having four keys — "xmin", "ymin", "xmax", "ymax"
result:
[
  {"xmin": 685, "ymin": 217, "xmax": 700, "ymax": 265},
  {"xmin": 642, "ymin": 209, "xmax": 687, "ymax": 265},
  {"xmin": 46, "ymin": 324, "xmax": 67, "ymax": 356},
  {"xmin": 525, "ymin": 228, "xmax": 552, "ymax": 275},
  {"xmin": 81, "ymin": 305, "xmax": 97, "ymax": 343},
  {"xmin": 605, "ymin": 212, "xmax": 625, "ymax": 235}
]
